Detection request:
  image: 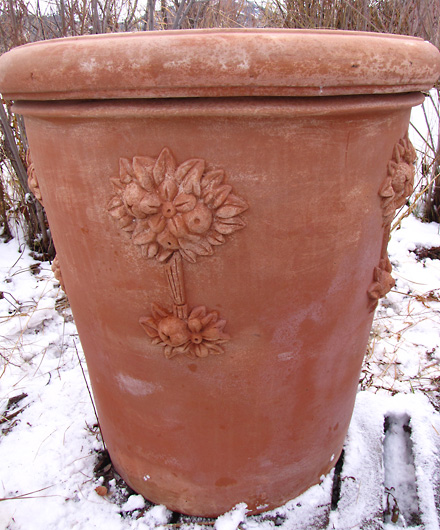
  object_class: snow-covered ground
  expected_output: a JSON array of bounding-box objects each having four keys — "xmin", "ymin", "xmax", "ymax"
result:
[{"xmin": 1, "ymin": 101, "xmax": 440, "ymax": 529}]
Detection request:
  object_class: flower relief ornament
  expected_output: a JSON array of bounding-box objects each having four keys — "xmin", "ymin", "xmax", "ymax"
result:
[
  {"xmin": 107, "ymin": 147, "xmax": 249, "ymax": 359},
  {"xmin": 140, "ymin": 302, "xmax": 230, "ymax": 360},
  {"xmin": 107, "ymin": 147, "xmax": 248, "ymax": 264},
  {"xmin": 26, "ymin": 149, "xmax": 43, "ymax": 204},
  {"xmin": 26, "ymin": 150, "xmax": 67, "ymax": 294},
  {"xmin": 367, "ymin": 134, "xmax": 416, "ymax": 312}
]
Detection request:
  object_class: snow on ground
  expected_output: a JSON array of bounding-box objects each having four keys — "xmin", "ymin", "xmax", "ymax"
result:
[{"xmin": 1, "ymin": 97, "xmax": 440, "ymax": 529}]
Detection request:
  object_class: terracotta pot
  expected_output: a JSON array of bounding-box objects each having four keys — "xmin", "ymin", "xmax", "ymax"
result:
[{"xmin": 0, "ymin": 30, "xmax": 439, "ymax": 517}]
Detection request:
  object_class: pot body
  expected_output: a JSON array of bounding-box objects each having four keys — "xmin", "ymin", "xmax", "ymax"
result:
[{"xmin": 16, "ymin": 93, "xmax": 420, "ymax": 516}]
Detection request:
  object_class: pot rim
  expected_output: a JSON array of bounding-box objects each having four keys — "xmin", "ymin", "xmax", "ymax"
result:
[
  {"xmin": 12, "ymin": 92, "xmax": 425, "ymax": 119},
  {"xmin": 0, "ymin": 29, "xmax": 439, "ymax": 101}
]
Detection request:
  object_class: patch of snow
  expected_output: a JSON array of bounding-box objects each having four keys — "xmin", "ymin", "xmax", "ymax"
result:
[
  {"xmin": 122, "ymin": 495, "xmax": 146, "ymax": 512},
  {"xmin": 139, "ymin": 504, "xmax": 172, "ymax": 526},
  {"xmin": 214, "ymin": 503, "xmax": 248, "ymax": 530}
]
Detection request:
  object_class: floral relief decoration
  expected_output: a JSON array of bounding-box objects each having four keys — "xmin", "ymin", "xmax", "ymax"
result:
[
  {"xmin": 51, "ymin": 255, "xmax": 66, "ymax": 293},
  {"xmin": 367, "ymin": 257, "xmax": 395, "ymax": 311},
  {"xmin": 26, "ymin": 149, "xmax": 43, "ymax": 204},
  {"xmin": 108, "ymin": 148, "xmax": 249, "ymax": 360},
  {"xmin": 367, "ymin": 133, "xmax": 416, "ymax": 312},
  {"xmin": 378, "ymin": 135, "xmax": 417, "ymax": 228},
  {"xmin": 107, "ymin": 147, "xmax": 248, "ymax": 264},
  {"xmin": 140, "ymin": 303, "xmax": 230, "ymax": 360},
  {"xmin": 26, "ymin": 151, "xmax": 66, "ymax": 295}
]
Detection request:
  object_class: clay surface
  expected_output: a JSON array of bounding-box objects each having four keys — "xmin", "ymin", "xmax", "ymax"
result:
[{"xmin": 0, "ymin": 30, "xmax": 439, "ymax": 517}]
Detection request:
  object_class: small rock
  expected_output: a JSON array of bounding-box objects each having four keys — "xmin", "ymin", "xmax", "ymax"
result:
[{"xmin": 95, "ymin": 486, "xmax": 108, "ymax": 496}]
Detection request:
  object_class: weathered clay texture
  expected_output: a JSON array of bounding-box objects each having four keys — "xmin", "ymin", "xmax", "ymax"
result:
[
  {"xmin": 0, "ymin": 30, "xmax": 439, "ymax": 99},
  {"xmin": 1, "ymin": 30, "xmax": 439, "ymax": 518}
]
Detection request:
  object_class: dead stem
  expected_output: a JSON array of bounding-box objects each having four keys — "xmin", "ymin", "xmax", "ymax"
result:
[
  {"xmin": 0, "ymin": 404, "xmax": 27, "ymax": 424},
  {"xmin": 73, "ymin": 340, "xmax": 106, "ymax": 451},
  {"xmin": 0, "ymin": 484, "xmax": 59, "ymax": 501}
]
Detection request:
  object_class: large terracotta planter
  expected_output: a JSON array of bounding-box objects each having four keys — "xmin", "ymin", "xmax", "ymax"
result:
[{"xmin": 0, "ymin": 30, "xmax": 439, "ymax": 517}]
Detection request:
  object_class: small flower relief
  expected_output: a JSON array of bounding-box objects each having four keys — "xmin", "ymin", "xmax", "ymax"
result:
[
  {"xmin": 26, "ymin": 149, "xmax": 43, "ymax": 204},
  {"xmin": 51, "ymin": 255, "xmax": 66, "ymax": 293},
  {"xmin": 107, "ymin": 147, "xmax": 248, "ymax": 264},
  {"xmin": 379, "ymin": 135, "xmax": 417, "ymax": 227},
  {"xmin": 367, "ymin": 257, "xmax": 395, "ymax": 312},
  {"xmin": 139, "ymin": 303, "xmax": 230, "ymax": 360}
]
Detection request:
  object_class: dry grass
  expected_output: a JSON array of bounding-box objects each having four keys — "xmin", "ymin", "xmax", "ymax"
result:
[{"xmin": 362, "ymin": 283, "xmax": 440, "ymax": 410}]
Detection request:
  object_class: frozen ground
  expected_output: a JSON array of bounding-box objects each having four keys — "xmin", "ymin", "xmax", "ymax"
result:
[{"xmin": 1, "ymin": 99, "xmax": 440, "ymax": 529}]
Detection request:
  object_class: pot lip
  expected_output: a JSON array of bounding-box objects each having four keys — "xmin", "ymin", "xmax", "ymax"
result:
[
  {"xmin": 12, "ymin": 93, "xmax": 425, "ymax": 119},
  {"xmin": 0, "ymin": 28, "xmax": 439, "ymax": 100}
]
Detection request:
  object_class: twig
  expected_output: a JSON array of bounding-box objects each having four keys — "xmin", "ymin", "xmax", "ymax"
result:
[
  {"xmin": 427, "ymin": 91, "xmax": 440, "ymax": 121},
  {"xmin": 0, "ymin": 102, "xmax": 28, "ymax": 192},
  {"xmin": 147, "ymin": 0, "xmax": 155, "ymax": 30},
  {"xmin": 0, "ymin": 405, "xmax": 28, "ymax": 425},
  {"xmin": 410, "ymin": 121, "xmax": 436, "ymax": 154},
  {"xmin": 73, "ymin": 340, "xmax": 106, "ymax": 450},
  {"xmin": 1, "ymin": 291, "xmax": 21, "ymax": 308},
  {"xmin": 164, "ymin": 523, "xmax": 216, "ymax": 527},
  {"xmin": 0, "ymin": 349, "xmax": 21, "ymax": 368},
  {"xmin": 172, "ymin": 0, "xmax": 192, "ymax": 28},
  {"xmin": 0, "ymin": 484, "xmax": 58, "ymax": 501},
  {"xmin": 8, "ymin": 244, "xmax": 26, "ymax": 272}
]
